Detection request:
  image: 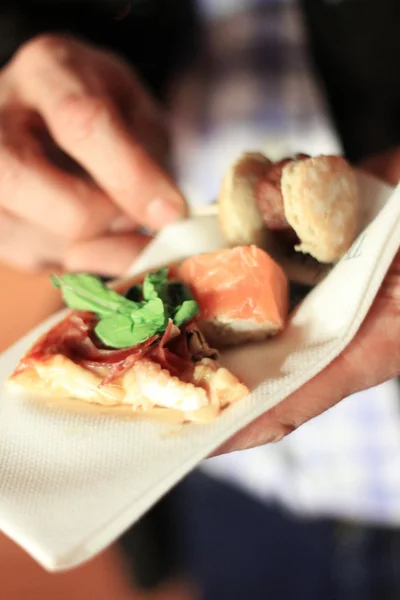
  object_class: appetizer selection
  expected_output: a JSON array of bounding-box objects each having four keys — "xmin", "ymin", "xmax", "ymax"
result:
[
  {"xmin": 7, "ymin": 149, "xmax": 356, "ymax": 421},
  {"xmin": 218, "ymin": 152, "xmax": 360, "ymax": 285},
  {"xmin": 7, "ymin": 246, "xmax": 289, "ymax": 422}
]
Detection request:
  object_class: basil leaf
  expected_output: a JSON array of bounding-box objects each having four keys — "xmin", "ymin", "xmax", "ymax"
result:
[
  {"xmin": 173, "ymin": 300, "xmax": 199, "ymax": 327},
  {"xmin": 94, "ymin": 315, "xmax": 136, "ymax": 349},
  {"xmin": 142, "ymin": 268, "xmax": 169, "ymax": 302},
  {"xmin": 95, "ymin": 298, "xmax": 166, "ymax": 348},
  {"xmin": 52, "ymin": 270, "xmax": 200, "ymax": 349},
  {"xmin": 51, "ymin": 274, "xmax": 138, "ymax": 317},
  {"xmin": 130, "ymin": 298, "xmax": 167, "ymax": 333}
]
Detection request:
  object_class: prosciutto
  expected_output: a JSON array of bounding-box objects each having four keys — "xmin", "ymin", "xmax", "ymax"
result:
[{"xmin": 15, "ymin": 310, "xmax": 206, "ymax": 386}]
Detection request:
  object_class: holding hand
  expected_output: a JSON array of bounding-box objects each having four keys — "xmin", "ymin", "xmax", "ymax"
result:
[{"xmin": 217, "ymin": 152, "xmax": 400, "ymax": 455}]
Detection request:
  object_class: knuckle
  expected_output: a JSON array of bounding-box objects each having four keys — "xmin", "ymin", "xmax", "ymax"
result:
[
  {"xmin": 14, "ymin": 34, "xmax": 71, "ymax": 68},
  {"xmin": 58, "ymin": 182, "xmax": 101, "ymax": 240},
  {"xmin": 0, "ymin": 214, "xmax": 41, "ymax": 271},
  {"xmin": 0, "ymin": 143, "xmax": 24, "ymax": 201},
  {"xmin": 53, "ymin": 94, "xmax": 109, "ymax": 143},
  {"xmin": 0, "ymin": 211, "xmax": 12, "ymax": 240},
  {"xmin": 58, "ymin": 203, "xmax": 92, "ymax": 240},
  {"xmin": 13, "ymin": 254, "xmax": 43, "ymax": 272},
  {"xmin": 0, "ymin": 247, "xmax": 43, "ymax": 271}
]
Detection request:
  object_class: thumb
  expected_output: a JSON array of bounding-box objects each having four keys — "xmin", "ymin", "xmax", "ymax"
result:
[{"xmin": 359, "ymin": 146, "xmax": 400, "ymax": 186}]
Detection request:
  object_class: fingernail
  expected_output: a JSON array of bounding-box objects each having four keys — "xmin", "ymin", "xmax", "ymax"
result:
[
  {"xmin": 146, "ymin": 197, "xmax": 185, "ymax": 229},
  {"xmin": 109, "ymin": 215, "xmax": 136, "ymax": 233},
  {"xmin": 269, "ymin": 432, "xmax": 285, "ymax": 444}
]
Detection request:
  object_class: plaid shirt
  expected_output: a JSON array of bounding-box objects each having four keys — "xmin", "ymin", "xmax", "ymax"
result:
[
  {"xmin": 171, "ymin": 0, "xmax": 400, "ymax": 528},
  {"xmin": 172, "ymin": 0, "xmax": 341, "ymax": 206}
]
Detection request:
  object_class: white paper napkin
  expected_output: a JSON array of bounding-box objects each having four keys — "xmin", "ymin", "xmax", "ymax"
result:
[{"xmin": 0, "ymin": 172, "xmax": 398, "ymax": 572}]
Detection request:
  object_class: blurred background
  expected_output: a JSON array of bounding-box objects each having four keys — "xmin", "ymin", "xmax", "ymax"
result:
[{"xmin": 1, "ymin": 1, "xmax": 400, "ymax": 599}]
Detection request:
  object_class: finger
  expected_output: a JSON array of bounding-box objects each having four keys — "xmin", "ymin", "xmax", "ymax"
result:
[
  {"xmin": 12, "ymin": 35, "xmax": 187, "ymax": 230},
  {"xmin": 65, "ymin": 232, "xmax": 150, "ymax": 277},
  {"xmin": 0, "ymin": 209, "xmax": 67, "ymax": 271},
  {"xmin": 98, "ymin": 52, "xmax": 171, "ymax": 168},
  {"xmin": 125, "ymin": 101, "xmax": 171, "ymax": 171},
  {"xmin": 216, "ymin": 251, "xmax": 400, "ymax": 456},
  {"xmin": 360, "ymin": 146, "xmax": 400, "ymax": 186},
  {"xmin": 0, "ymin": 108, "xmax": 121, "ymax": 239},
  {"xmin": 214, "ymin": 353, "xmax": 351, "ymax": 456}
]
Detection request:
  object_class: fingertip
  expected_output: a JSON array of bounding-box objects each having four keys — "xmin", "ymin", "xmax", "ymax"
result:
[
  {"xmin": 108, "ymin": 214, "xmax": 137, "ymax": 233},
  {"xmin": 65, "ymin": 233, "xmax": 150, "ymax": 277},
  {"xmin": 145, "ymin": 193, "xmax": 187, "ymax": 231}
]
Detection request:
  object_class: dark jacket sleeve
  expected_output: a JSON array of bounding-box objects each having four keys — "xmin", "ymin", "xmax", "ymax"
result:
[{"xmin": 0, "ymin": 1, "xmax": 201, "ymax": 103}]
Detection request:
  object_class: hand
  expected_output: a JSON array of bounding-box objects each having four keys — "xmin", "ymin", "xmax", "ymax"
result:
[
  {"xmin": 216, "ymin": 152, "xmax": 400, "ymax": 455},
  {"xmin": 0, "ymin": 34, "xmax": 186, "ymax": 275}
]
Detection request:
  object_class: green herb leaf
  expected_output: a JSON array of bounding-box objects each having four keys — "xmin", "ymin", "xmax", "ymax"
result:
[
  {"xmin": 94, "ymin": 298, "xmax": 166, "ymax": 348},
  {"xmin": 51, "ymin": 271, "xmax": 200, "ymax": 349},
  {"xmin": 130, "ymin": 297, "xmax": 167, "ymax": 335},
  {"xmin": 173, "ymin": 300, "xmax": 199, "ymax": 328},
  {"xmin": 142, "ymin": 268, "xmax": 169, "ymax": 302},
  {"xmin": 51, "ymin": 274, "xmax": 138, "ymax": 317},
  {"xmin": 94, "ymin": 315, "xmax": 136, "ymax": 349}
]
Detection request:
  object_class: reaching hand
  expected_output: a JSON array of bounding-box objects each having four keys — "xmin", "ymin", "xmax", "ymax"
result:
[{"xmin": 0, "ymin": 34, "xmax": 186, "ymax": 275}]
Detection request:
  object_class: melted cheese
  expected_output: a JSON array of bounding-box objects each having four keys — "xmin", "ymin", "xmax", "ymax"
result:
[{"xmin": 8, "ymin": 353, "xmax": 249, "ymax": 421}]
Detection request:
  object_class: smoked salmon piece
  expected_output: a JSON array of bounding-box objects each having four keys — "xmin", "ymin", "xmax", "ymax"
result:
[{"xmin": 176, "ymin": 245, "xmax": 288, "ymax": 346}]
